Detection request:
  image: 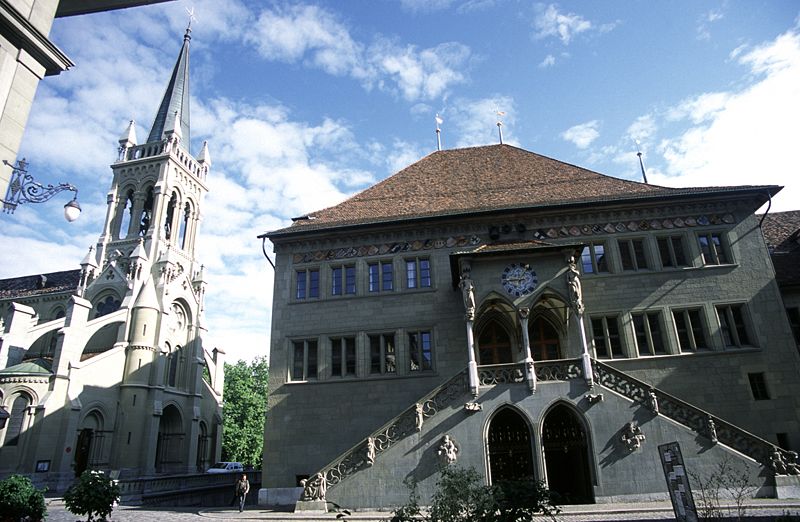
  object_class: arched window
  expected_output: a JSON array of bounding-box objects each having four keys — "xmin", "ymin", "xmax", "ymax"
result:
[
  {"xmin": 477, "ymin": 319, "xmax": 513, "ymax": 365},
  {"xmin": 139, "ymin": 187, "xmax": 154, "ymax": 236},
  {"xmin": 118, "ymin": 190, "xmax": 134, "ymax": 239},
  {"xmin": 3, "ymin": 393, "xmax": 31, "ymax": 446},
  {"xmin": 94, "ymin": 295, "xmax": 121, "ymax": 319},
  {"xmin": 168, "ymin": 347, "xmax": 179, "ymax": 387},
  {"xmin": 179, "ymin": 202, "xmax": 191, "ymax": 249},
  {"xmin": 165, "ymin": 193, "xmax": 178, "ymax": 240},
  {"xmin": 530, "ymin": 316, "xmax": 562, "ymax": 361}
]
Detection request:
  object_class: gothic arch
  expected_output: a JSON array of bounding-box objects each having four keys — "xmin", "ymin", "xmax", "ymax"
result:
[
  {"xmin": 1, "ymin": 390, "xmax": 33, "ymax": 447},
  {"xmin": 82, "ymin": 321, "xmax": 124, "ymax": 359},
  {"xmin": 92, "ymin": 292, "xmax": 122, "ymax": 319},
  {"xmin": 74, "ymin": 408, "xmax": 107, "ymax": 475},
  {"xmin": 484, "ymin": 404, "xmax": 536, "ymax": 484},
  {"xmin": 116, "ymin": 187, "xmax": 135, "ymax": 239},
  {"xmin": 155, "ymin": 403, "xmax": 186, "ymax": 473},
  {"xmin": 475, "ymin": 295, "xmax": 520, "ymax": 361},
  {"xmin": 539, "ymin": 401, "xmax": 595, "ymax": 504}
]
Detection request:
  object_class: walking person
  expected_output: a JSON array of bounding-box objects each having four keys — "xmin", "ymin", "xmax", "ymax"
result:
[{"xmin": 235, "ymin": 473, "xmax": 250, "ymax": 512}]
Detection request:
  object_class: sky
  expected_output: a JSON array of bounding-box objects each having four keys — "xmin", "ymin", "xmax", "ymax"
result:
[{"xmin": 1, "ymin": 1, "xmax": 798, "ymax": 364}]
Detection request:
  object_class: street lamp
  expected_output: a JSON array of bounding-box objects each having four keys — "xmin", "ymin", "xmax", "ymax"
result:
[{"xmin": 2, "ymin": 159, "xmax": 81, "ymax": 222}]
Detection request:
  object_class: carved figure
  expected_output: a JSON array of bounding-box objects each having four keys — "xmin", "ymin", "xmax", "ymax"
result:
[
  {"xmin": 415, "ymin": 403, "xmax": 424, "ymax": 432},
  {"xmin": 300, "ymin": 472, "xmax": 327, "ymax": 501},
  {"xmin": 621, "ymin": 421, "xmax": 646, "ymax": 451},
  {"xmin": 366, "ymin": 437, "xmax": 376, "ymax": 466},
  {"xmin": 647, "ymin": 389, "xmax": 659, "ymax": 415},
  {"xmin": 586, "ymin": 393, "xmax": 604, "ymax": 404},
  {"xmin": 459, "ymin": 272, "xmax": 476, "ymax": 321},
  {"xmin": 706, "ymin": 416, "xmax": 718, "ymax": 444},
  {"xmin": 786, "ymin": 451, "xmax": 800, "ymax": 475},
  {"xmin": 566, "ymin": 256, "xmax": 584, "ymax": 315},
  {"xmin": 464, "ymin": 402, "xmax": 482, "ymax": 413},
  {"xmin": 771, "ymin": 449, "xmax": 788, "ymax": 475},
  {"xmin": 438, "ymin": 435, "xmax": 459, "ymax": 465}
]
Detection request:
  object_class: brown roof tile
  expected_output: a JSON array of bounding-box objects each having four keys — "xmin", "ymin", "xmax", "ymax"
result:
[
  {"xmin": 268, "ymin": 144, "xmax": 778, "ymax": 237},
  {"xmin": 760, "ymin": 210, "xmax": 800, "ymax": 287},
  {"xmin": 0, "ymin": 269, "xmax": 80, "ymax": 300}
]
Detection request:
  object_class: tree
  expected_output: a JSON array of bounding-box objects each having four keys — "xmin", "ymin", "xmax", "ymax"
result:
[
  {"xmin": 0, "ymin": 474, "xmax": 46, "ymax": 522},
  {"xmin": 222, "ymin": 356, "xmax": 269, "ymax": 468}
]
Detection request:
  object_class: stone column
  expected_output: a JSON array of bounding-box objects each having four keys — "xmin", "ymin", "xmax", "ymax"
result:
[
  {"xmin": 566, "ymin": 255, "xmax": 593, "ymax": 388},
  {"xmin": 518, "ymin": 307, "xmax": 536, "ymax": 392},
  {"xmin": 459, "ymin": 267, "xmax": 479, "ymax": 397}
]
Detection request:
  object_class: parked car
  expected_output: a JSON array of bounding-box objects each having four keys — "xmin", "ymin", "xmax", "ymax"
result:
[{"xmin": 206, "ymin": 462, "xmax": 244, "ymax": 474}]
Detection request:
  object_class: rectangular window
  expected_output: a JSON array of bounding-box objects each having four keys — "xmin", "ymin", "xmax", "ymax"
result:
[
  {"xmin": 632, "ymin": 312, "xmax": 666, "ymax": 356},
  {"xmin": 619, "ymin": 239, "xmax": 649, "ymax": 271},
  {"xmin": 716, "ymin": 304, "xmax": 751, "ymax": 348},
  {"xmin": 698, "ymin": 232, "xmax": 729, "ymax": 265},
  {"xmin": 748, "ymin": 372, "xmax": 770, "ymax": 400},
  {"xmin": 787, "ymin": 307, "xmax": 800, "ymax": 345},
  {"xmin": 369, "ymin": 261, "xmax": 393, "ymax": 292},
  {"xmin": 331, "ymin": 337, "xmax": 356, "ymax": 378},
  {"xmin": 591, "ymin": 316, "xmax": 623, "ymax": 358},
  {"xmin": 369, "ymin": 333, "xmax": 397, "ymax": 375},
  {"xmin": 672, "ymin": 309, "xmax": 707, "ymax": 352},
  {"xmin": 295, "ymin": 269, "xmax": 320, "ymax": 300},
  {"xmin": 331, "ymin": 265, "xmax": 356, "ymax": 296},
  {"xmin": 406, "ymin": 258, "xmax": 432, "ymax": 289},
  {"xmin": 409, "ymin": 331, "xmax": 433, "ymax": 371},
  {"xmin": 658, "ymin": 235, "xmax": 688, "ymax": 268},
  {"xmin": 290, "ymin": 339, "xmax": 318, "ymax": 381},
  {"xmin": 581, "ymin": 242, "xmax": 608, "ymax": 274}
]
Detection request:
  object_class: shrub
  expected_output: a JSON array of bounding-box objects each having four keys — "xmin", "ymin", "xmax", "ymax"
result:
[
  {"xmin": 0, "ymin": 474, "xmax": 47, "ymax": 522},
  {"xmin": 63, "ymin": 470, "xmax": 120, "ymax": 522}
]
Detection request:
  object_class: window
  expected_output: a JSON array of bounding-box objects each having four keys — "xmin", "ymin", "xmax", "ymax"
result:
[
  {"xmin": 619, "ymin": 239, "xmax": 649, "ymax": 271},
  {"xmin": 369, "ymin": 334, "xmax": 396, "ymax": 375},
  {"xmin": 632, "ymin": 312, "xmax": 665, "ymax": 356},
  {"xmin": 787, "ymin": 307, "xmax": 800, "ymax": 345},
  {"xmin": 591, "ymin": 315, "xmax": 623, "ymax": 358},
  {"xmin": 409, "ymin": 331, "xmax": 433, "ymax": 371},
  {"xmin": 3, "ymin": 393, "xmax": 30, "ymax": 446},
  {"xmin": 331, "ymin": 266, "xmax": 356, "ymax": 296},
  {"xmin": 331, "ymin": 337, "xmax": 356, "ymax": 377},
  {"xmin": 290, "ymin": 340, "xmax": 318, "ymax": 381},
  {"xmin": 167, "ymin": 347, "xmax": 179, "ymax": 387},
  {"xmin": 295, "ymin": 269, "xmax": 320, "ymax": 299},
  {"xmin": 406, "ymin": 258, "xmax": 432, "ymax": 289},
  {"xmin": 368, "ymin": 261, "xmax": 393, "ymax": 292},
  {"xmin": 658, "ymin": 235, "xmax": 688, "ymax": 268},
  {"xmin": 716, "ymin": 304, "xmax": 752, "ymax": 348},
  {"xmin": 673, "ymin": 309, "xmax": 707, "ymax": 352},
  {"xmin": 580, "ymin": 242, "xmax": 608, "ymax": 274},
  {"xmin": 748, "ymin": 372, "xmax": 770, "ymax": 400},
  {"xmin": 698, "ymin": 232, "xmax": 729, "ymax": 265}
]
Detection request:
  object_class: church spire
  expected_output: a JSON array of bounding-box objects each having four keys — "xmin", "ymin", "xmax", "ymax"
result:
[{"xmin": 146, "ymin": 28, "xmax": 191, "ymax": 149}]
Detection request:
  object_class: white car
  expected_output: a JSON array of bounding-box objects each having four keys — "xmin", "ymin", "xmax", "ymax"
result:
[{"xmin": 206, "ymin": 462, "xmax": 244, "ymax": 474}]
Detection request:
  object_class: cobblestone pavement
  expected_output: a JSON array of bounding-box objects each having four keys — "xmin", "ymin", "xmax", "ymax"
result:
[{"xmin": 44, "ymin": 498, "xmax": 800, "ymax": 521}]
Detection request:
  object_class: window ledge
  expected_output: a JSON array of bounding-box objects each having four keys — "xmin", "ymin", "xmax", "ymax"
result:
[{"xmin": 287, "ymin": 371, "xmax": 438, "ymax": 385}]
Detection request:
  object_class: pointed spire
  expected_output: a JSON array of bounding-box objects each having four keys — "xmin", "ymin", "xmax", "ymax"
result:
[
  {"xmin": 119, "ymin": 120, "xmax": 138, "ymax": 147},
  {"xmin": 198, "ymin": 140, "xmax": 211, "ymax": 165},
  {"xmin": 147, "ymin": 28, "xmax": 191, "ymax": 150},
  {"xmin": 80, "ymin": 246, "xmax": 98, "ymax": 269},
  {"xmin": 133, "ymin": 278, "xmax": 160, "ymax": 311}
]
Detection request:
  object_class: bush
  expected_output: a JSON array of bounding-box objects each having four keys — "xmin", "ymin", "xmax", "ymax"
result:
[
  {"xmin": 63, "ymin": 470, "xmax": 120, "ymax": 522},
  {"xmin": 0, "ymin": 474, "xmax": 47, "ymax": 522},
  {"xmin": 390, "ymin": 466, "xmax": 560, "ymax": 522}
]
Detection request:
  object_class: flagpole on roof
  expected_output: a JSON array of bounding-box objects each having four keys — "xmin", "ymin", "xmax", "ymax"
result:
[
  {"xmin": 635, "ymin": 140, "xmax": 649, "ymax": 184},
  {"xmin": 435, "ymin": 114, "xmax": 443, "ymax": 151},
  {"xmin": 496, "ymin": 110, "xmax": 505, "ymax": 144}
]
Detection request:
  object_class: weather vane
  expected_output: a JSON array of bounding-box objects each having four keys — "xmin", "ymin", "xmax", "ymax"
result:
[
  {"xmin": 435, "ymin": 114, "xmax": 443, "ymax": 151},
  {"xmin": 495, "ymin": 110, "xmax": 506, "ymax": 144},
  {"xmin": 185, "ymin": 6, "xmax": 197, "ymax": 31}
]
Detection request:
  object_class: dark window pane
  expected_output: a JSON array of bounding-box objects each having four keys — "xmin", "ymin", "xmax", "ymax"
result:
[
  {"xmin": 607, "ymin": 318, "xmax": 622, "ymax": 357},
  {"xmin": 309, "ymin": 270, "xmax": 319, "ymax": 298},
  {"xmin": 369, "ymin": 264, "xmax": 379, "ymax": 292},
  {"xmin": 332, "ymin": 339, "xmax": 342, "ymax": 376},
  {"xmin": 633, "ymin": 314, "xmax": 648, "ymax": 355},
  {"xmin": 596, "ymin": 245, "xmax": 608, "ymax": 273},
  {"xmin": 385, "ymin": 334, "xmax": 396, "ymax": 374},
  {"xmin": 658, "ymin": 238, "xmax": 673, "ymax": 267},
  {"xmin": 581, "ymin": 246, "xmax": 594, "ymax": 273},
  {"xmin": 407, "ymin": 260, "xmax": 417, "ymax": 288},
  {"xmin": 292, "ymin": 341, "xmax": 304, "ymax": 380},
  {"xmin": 295, "ymin": 271, "xmax": 306, "ymax": 299},
  {"xmin": 345, "ymin": 338, "xmax": 356, "ymax": 375},
  {"xmin": 748, "ymin": 373, "xmax": 770, "ymax": 400},
  {"xmin": 420, "ymin": 259, "xmax": 431, "ymax": 287},
  {"xmin": 345, "ymin": 267, "xmax": 356, "ymax": 294},
  {"xmin": 648, "ymin": 313, "xmax": 665, "ymax": 353},
  {"xmin": 369, "ymin": 336, "xmax": 381, "ymax": 374},
  {"xmin": 689, "ymin": 310, "xmax": 706, "ymax": 349},
  {"xmin": 620, "ymin": 242, "xmax": 634, "ymax": 270},
  {"xmin": 672, "ymin": 238, "xmax": 687, "ymax": 266},
  {"xmin": 307, "ymin": 341, "xmax": 317, "ymax": 379},
  {"xmin": 591, "ymin": 318, "xmax": 608, "ymax": 358},
  {"xmin": 382, "ymin": 263, "xmax": 393, "ymax": 291},
  {"xmin": 634, "ymin": 240, "xmax": 648, "ymax": 269},
  {"xmin": 332, "ymin": 267, "xmax": 342, "ymax": 296}
]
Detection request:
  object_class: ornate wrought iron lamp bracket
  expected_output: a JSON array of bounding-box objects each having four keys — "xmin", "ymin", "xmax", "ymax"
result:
[{"xmin": 2, "ymin": 159, "xmax": 81, "ymax": 221}]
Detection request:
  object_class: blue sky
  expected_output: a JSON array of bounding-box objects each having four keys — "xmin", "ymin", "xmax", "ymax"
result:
[{"xmin": 1, "ymin": 1, "xmax": 798, "ymax": 363}]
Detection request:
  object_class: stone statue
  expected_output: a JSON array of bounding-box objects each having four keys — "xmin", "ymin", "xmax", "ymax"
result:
[
  {"xmin": 771, "ymin": 448, "xmax": 788, "ymax": 475},
  {"xmin": 415, "ymin": 403, "xmax": 424, "ymax": 432},
  {"xmin": 459, "ymin": 272, "xmax": 476, "ymax": 321},
  {"xmin": 621, "ymin": 421, "xmax": 645, "ymax": 451},
  {"xmin": 300, "ymin": 472, "xmax": 327, "ymax": 501},
  {"xmin": 438, "ymin": 435, "xmax": 459, "ymax": 465},
  {"xmin": 366, "ymin": 437, "xmax": 376, "ymax": 466},
  {"xmin": 706, "ymin": 415, "xmax": 718, "ymax": 444},
  {"xmin": 647, "ymin": 389, "xmax": 659, "ymax": 415},
  {"xmin": 566, "ymin": 256, "xmax": 584, "ymax": 315},
  {"xmin": 786, "ymin": 451, "xmax": 800, "ymax": 475}
]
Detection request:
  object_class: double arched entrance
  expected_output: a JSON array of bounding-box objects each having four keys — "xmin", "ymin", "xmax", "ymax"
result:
[
  {"xmin": 477, "ymin": 315, "xmax": 562, "ymax": 364},
  {"xmin": 486, "ymin": 404, "xmax": 594, "ymax": 504}
]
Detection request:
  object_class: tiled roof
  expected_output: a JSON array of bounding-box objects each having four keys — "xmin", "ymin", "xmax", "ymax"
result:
[
  {"xmin": 268, "ymin": 144, "xmax": 778, "ymax": 237},
  {"xmin": 0, "ymin": 269, "xmax": 80, "ymax": 300},
  {"xmin": 760, "ymin": 210, "xmax": 800, "ymax": 287},
  {"xmin": 0, "ymin": 358, "xmax": 52, "ymax": 376}
]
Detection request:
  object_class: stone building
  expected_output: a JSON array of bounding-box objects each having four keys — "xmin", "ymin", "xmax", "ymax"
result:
[
  {"xmin": 259, "ymin": 144, "xmax": 800, "ymax": 509},
  {"xmin": 0, "ymin": 27, "xmax": 224, "ymax": 492},
  {"xmin": 761, "ymin": 210, "xmax": 800, "ymax": 349}
]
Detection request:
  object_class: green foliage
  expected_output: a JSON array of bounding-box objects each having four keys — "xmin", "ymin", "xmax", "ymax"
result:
[
  {"xmin": 63, "ymin": 470, "xmax": 120, "ymax": 522},
  {"xmin": 390, "ymin": 466, "xmax": 560, "ymax": 522},
  {"xmin": 0, "ymin": 474, "xmax": 47, "ymax": 522},
  {"xmin": 222, "ymin": 356, "xmax": 269, "ymax": 468}
]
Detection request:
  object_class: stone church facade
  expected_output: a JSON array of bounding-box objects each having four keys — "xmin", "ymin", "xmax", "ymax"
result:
[
  {"xmin": 260, "ymin": 144, "xmax": 800, "ymax": 509},
  {"xmin": 0, "ymin": 28, "xmax": 224, "ymax": 492}
]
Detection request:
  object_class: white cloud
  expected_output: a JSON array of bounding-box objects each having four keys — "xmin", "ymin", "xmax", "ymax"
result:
[
  {"xmin": 447, "ymin": 96, "xmax": 517, "ymax": 148},
  {"xmin": 697, "ymin": 8, "xmax": 724, "ymax": 41},
  {"xmin": 533, "ymin": 4, "xmax": 592, "ymax": 45},
  {"xmin": 626, "ymin": 114, "xmax": 658, "ymax": 143},
  {"xmin": 561, "ymin": 120, "xmax": 600, "ymax": 149},
  {"xmin": 539, "ymin": 54, "xmax": 556, "ymax": 68},
  {"xmin": 650, "ymin": 29, "xmax": 800, "ymax": 211}
]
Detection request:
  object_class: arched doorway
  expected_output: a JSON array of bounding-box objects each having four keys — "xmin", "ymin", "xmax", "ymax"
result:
[
  {"xmin": 542, "ymin": 404, "xmax": 593, "ymax": 504},
  {"xmin": 487, "ymin": 407, "xmax": 534, "ymax": 483},
  {"xmin": 478, "ymin": 320, "xmax": 513, "ymax": 364},
  {"xmin": 155, "ymin": 405, "xmax": 185, "ymax": 473},
  {"xmin": 74, "ymin": 411, "xmax": 103, "ymax": 477},
  {"xmin": 530, "ymin": 316, "xmax": 561, "ymax": 360}
]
